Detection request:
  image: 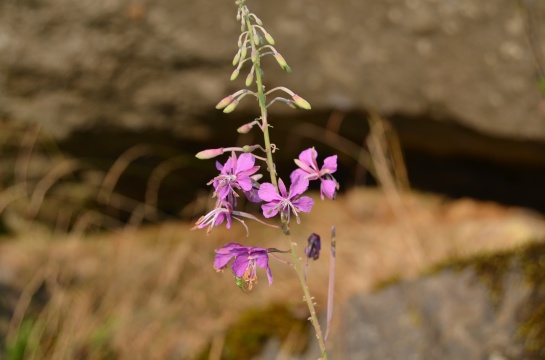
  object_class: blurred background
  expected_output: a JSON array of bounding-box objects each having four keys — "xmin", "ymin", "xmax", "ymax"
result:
[{"xmin": 1, "ymin": 0, "xmax": 545, "ymax": 359}]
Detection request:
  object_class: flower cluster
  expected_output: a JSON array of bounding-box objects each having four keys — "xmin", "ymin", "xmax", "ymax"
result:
[
  {"xmin": 193, "ymin": 148, "xmax": 338, "ymax": 234},
  {"xmin": 193, "ymin": 147, "xmax": 338, "ymax": 288}
]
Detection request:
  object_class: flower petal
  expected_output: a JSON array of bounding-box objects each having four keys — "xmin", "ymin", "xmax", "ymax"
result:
[
  {"xmin": 261, "ymin": 202, "xmax": 279, "ymax": 218},
  {"xmin": 293, "ymin": 196, "xmax": 314, "ymax": 213},
  {"xmin": 235, "ymin": 153, "xmax": 256, "ymax": 173},
  {"xmin": 322, "ymin": 155, "xmax": 338, "ymax": 174},
  {"xmin": 258, "ymin": 183, "xmax": 281, "ymax": 202},
  {"xmin": 277, "ymin": 178, "xmax": 288, "ymax": 198},
  {"xmin": 320, "ymin": 179, "xmax": 337, "ymax": 200},
  {"xmin": 232, "ymin": 256, "xmax": 250, "ymax": 277},
  {"xmin": 298, "ymin": 148, "xmax": 318, "ymax": 171},
  {"xmin": 213, "ymin": 242, "xmax": 242, "ymax": 269},
  {"xmin": 289, "ymin": 176, "xmax": 310, "ymax": 198}
]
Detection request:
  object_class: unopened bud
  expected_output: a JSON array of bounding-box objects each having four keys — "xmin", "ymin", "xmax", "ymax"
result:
[
  {"xmin": 264, "ymin": 32, "xmax": 275, "ymax": 45},
  {"xmin": 196, "ymin": 148, "xmax": 224, "ymax": 160},
  {"xmin": 245, "ymin": 69, "xmax": 254, "ymax": 87},
  {"xmin": 233, "ymin": 50, "xmax": 241, "ymax": 66},
  {"xmin": 253, "ymin": 30, "xmax": 260, "ymax": 45},
  {"xmin": 230, "ymin": 68, "xmax": 240, "ymax": 81},
  {"xmin": 215, "ymin": 95, "xmax": 234, "ymax": 109},
  {"xmin": 274, "ymin": 53, "xmax": 291, "ymax": 73},
  {"xmin": 241, "ymin": 44, "xmax": 248, "ymax": 59},
  {"xmin": 251, "ymin": 48, "xmax": 257, "ymax": 63},
  {"xmin": 253, "ymin": 15, "xmax": 263, "ymax": 25},
  {"xmin": 292, "ymin": 94, "xmax": 311, "ymax": 110},
  {"xmin": 237, "ymin": 122, "xmax": 254, "ymax": 134},
  {"xmin": 223, "ymin": 99, "xmax": 240, "ymax": 113}
]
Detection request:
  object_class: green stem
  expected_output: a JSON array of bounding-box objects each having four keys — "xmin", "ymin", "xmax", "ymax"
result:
[{"xmin": 243, "ymin": 6, "xmax": 328, "ymax": 359}]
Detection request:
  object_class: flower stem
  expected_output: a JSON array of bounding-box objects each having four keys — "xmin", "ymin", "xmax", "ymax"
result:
[{"xmin": 243, "ymin": 6, "xmax": 328, "ymax": 359}]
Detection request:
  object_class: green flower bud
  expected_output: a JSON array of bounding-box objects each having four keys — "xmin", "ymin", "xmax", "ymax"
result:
[
  {"xmin": 245, "ymin": 70, "xmax": 254, "ymax": 87},
  {"xmin": 251, "ymin": 48, "xmax": 257, "ymax": 63},
  {"xmin": 232, "ymin": 50, "xmax": 241, "ymax": 66},
  {"xmin": 241, "ymin": 44, "xmax": 248, "ymax": 59},
  {"xmin": 215, "ymin": 95, "xmax": 234, "ymax": 109},
  {"xmin": 223, "ymin": 99, "xmax": 240, "ymax": 113},
  {"xmin": 230, "ymin": 68, "xmax": 240, "ymax": 81},
  {"xmin": 253, "ymin": 30, "xmax": 260, "ymax": 46},
  {"xmin": 253, "ymin": 15, "xmax": 263, "ymax": 26},
  {"xmin": 274, "ymin": 53, "xmax": 291, "ymax": 73},
  {"xmin": 292, "ymin": 94, "xmax": 311, "ymax": 110},
  {"xmin": 264, "ymin": 32, "xmax": 275, "ymax": 45}
]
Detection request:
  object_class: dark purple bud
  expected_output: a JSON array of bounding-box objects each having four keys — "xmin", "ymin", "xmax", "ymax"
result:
[{"xmin": 304, "ymin": 233, "xmax": 321, "ymax": 260}]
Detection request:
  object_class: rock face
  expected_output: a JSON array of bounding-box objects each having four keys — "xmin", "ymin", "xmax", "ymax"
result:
[
  {"xmin": 2, "ymin": 0, "xmax": 545, "ymax": 214},
  {"xmin": 1, "ymin": 0, "xmax": 544, "ymax": 141},
  {"xmin": 344, "ymin": 242, "xmax": 545, "ymax": 360}
]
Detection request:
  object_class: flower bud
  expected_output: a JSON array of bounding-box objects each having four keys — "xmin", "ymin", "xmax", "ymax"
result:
[
  {"xmin": 223, "ymin": 99, "xmax": 240, "ymax": 113},
  {"xmin": 245, "ymin": 69, "xmax": 254, "ymax": 87},
  {"xmin": 264, "ymin": 32, "xmax": 275, "ymax": 45},
  {"xmin": 292, "ymin": 94, "xmax": 311, "ymax": 110},
  {"xmin": 230, "ymin": 68, "xmax": 240, "ymax": 81},
  {"xmin": 232, "ymin": 49, "xmax": 241, "ymax": 66},
  {"xmin": 196, "ymin": 148, "xmax": 224, "ymax": 160},
  {"xmin": 253, "ymin": 15, "xmax": 263, "ymax": 25},
  {"xmin": 237, "ymin": 122, "xmax": 254, "ymax": 134},
  {"xmin": 215, "ymin": 95, "xmax": 234, "ymax": 109},
  {"xmin": 274, "ymin": 53, "xmax": 291, "ymax": 73},
  {"xmin": 251, "ymin": 48, "xmax": 257, "ymax": 63},
  {"xmin": 241, "ymin": 44, "xmax": 248, "ymax": 59},
  {"xmin": 253, "ymin": 29, "xmax": 260, "ymax": 45}
]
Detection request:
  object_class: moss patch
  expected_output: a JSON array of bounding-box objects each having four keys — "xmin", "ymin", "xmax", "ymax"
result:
[{"xmin": 196, "ymin": 303, "xmax": 310, "ymax": 360}]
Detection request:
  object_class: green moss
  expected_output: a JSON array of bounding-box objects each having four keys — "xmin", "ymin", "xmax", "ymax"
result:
[
  {"xmin": 196, "ymin": 303, "xmax": 309, "ymax": 360},
  {"xmin": 372, "ymin": 273, "xmax": 402, "ymax": 292}
]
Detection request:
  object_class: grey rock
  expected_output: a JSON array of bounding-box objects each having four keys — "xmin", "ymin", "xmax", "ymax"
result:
[{"xmin": 343, "ymin": 244, "xmax": 545, "ymax": 359}]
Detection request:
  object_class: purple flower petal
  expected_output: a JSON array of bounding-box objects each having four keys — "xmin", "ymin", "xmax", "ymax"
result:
[
  {"xmin": 320, "ymin": 179, "xmax": 337, "ymax": 200},
  {"xmin": 322, "ymin": 155, "xmax": 338, "ymax": 173},
  {"xmin": 261, "ymin": 202, "xmax": 279, "ymax": 218},
  {"xmin": 258, "ymin": 183, "xmax": 281, "ymax": 202},
  {"xmin": 289, "ymin": 176, "xmax": 310, "ymax": 198},
  {"xmin": 298, "ymin": 148, "xmax": 318, "ymax": 171},
  {"xmin": 293, "ymin": 196, "xmax": 314, "ymax": 213},
  {"xmin": 232, "ymin": 256, "xmax": 250, "ymax": 277},
  {"xmin": 277, "ymin": 178, "xmax": 288, "ymax": 198}
]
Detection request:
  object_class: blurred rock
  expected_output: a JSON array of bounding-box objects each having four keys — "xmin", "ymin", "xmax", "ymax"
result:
[
  {"xmin": 1, "ymin": 0, "xmax": 544, "ymax": 141},
  {"xmin": 2, "ymin": 0, "xmax": 545, "ymax": 213},
  {"xmin": 344, "ymin": 242, "xmax": 545, "ymax": 359}
]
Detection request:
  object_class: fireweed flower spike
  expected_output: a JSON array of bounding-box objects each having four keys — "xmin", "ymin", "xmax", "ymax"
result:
[
  {"xmin": 291, "ymin": 147, "xmax": 339, "ymax": 200},
  {"xmin": 258, "ymin": 176, "xmax": 314, "ymax": 224},
  {"xmin": 214, "ymin": 243, "xmax": 278, "ymax": 290}
]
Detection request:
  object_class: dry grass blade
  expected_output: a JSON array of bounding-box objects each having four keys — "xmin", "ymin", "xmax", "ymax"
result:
[
  {"xmin": 145, "ymin": 155, "xmax": 188, "ymax": 210},
  {"xmin": 27, "ymin": 159, "xmax": 89, "ymax": 219},
  {"xmin": 98, "ymin": 144, "xmax": 152, "ymax": 205}
]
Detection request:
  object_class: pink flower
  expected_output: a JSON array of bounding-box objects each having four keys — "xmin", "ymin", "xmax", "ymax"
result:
[
  {"xmin": 258, "ymin": 176, "xmax": 314, "ymax": 224},
  {"xmin": 291, "ymin": 147, "xmax": 338, "ymax": 200},
  {"xmin": 209, "ymin": 152, "xmax": 260, "ymax": 205},
  {"xmin": 214, "ymin": 242, "xmax": 275, "ymax": 290}
]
